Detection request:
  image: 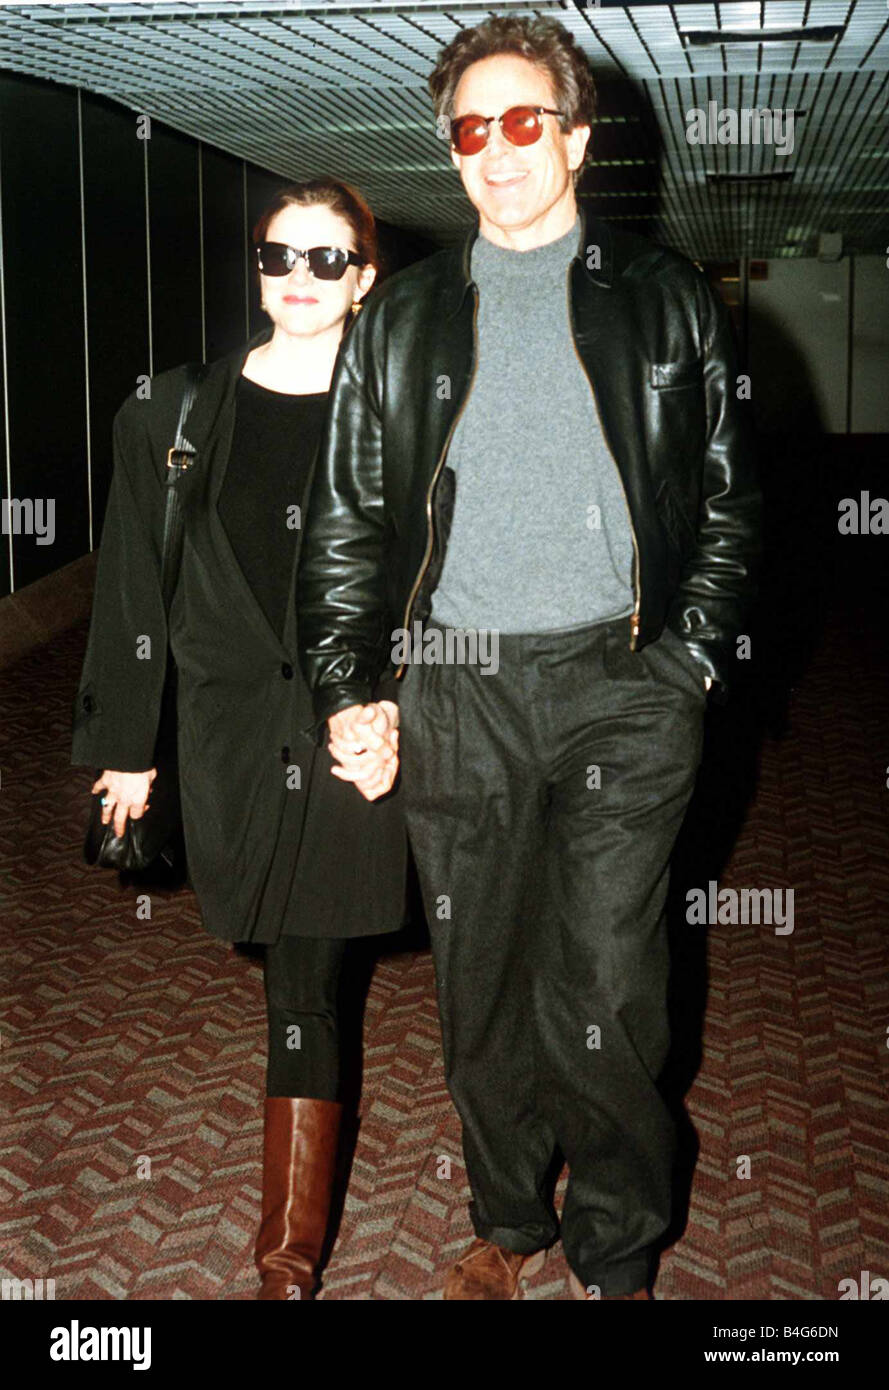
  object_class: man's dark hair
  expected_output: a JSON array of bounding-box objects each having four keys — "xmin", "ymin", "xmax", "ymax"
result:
[{"xmin": 428, "ymin": 14, "xmax": 597, "ymax": 184}]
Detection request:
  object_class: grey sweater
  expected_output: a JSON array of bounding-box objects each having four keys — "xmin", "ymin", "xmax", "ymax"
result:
[{"xmin": 430, "ymin": 215, "xmax": 635, "ymax": 634}]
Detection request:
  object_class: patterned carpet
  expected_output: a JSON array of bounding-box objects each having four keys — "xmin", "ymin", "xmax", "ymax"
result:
[{"xmin": 2, "ymin": 462, "xmax": 888, "ymax": 1300}]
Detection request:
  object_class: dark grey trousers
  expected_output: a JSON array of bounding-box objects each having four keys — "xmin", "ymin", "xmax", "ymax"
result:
[{"xmin": 397, "ymin": 613, "xmax": 706, "ymax": 1295}]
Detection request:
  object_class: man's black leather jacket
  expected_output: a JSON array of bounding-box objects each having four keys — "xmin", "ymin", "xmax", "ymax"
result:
[{"xmin": 297, "ymin": 205, "xmax": 761, "ymax": 741}]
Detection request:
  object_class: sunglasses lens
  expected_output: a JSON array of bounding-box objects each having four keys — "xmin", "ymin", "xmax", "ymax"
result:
[
  {"xmin": 502, "ymin": 107, "xmax": 543, "ymax": 146},
  {"xmin": 308, "ymin": 247, "xmax": 349, "ymax": 280},
  {"xmin": 451, "ymin": 115, "xmax": 489, "ymax": 156},
  {"xmin": 256, "ymin": 242, "xmax": 292, "ymax": 276},
  {"xmin": 451, "ymin": 108, "xmax": 547, "ymax": 154}
]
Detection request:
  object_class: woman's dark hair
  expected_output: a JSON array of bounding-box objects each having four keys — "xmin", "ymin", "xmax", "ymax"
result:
[
  {"xmin": 428, "ymin": 15, "xmax": 596, "ymax": 184},
  {"xmin": 252, "ymin": 177, "xmax": 379, "ymax": 272}
]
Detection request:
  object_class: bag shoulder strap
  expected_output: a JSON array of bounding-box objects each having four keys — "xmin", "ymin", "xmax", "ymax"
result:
[{"xmin": 160, "ymin": 362, "xmax": 206, "ymax": 615}]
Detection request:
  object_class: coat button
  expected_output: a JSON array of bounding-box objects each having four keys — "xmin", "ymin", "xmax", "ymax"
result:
[
  {"xmin": 281, "ymin": 745, "xmax": 290, "ymax": 763},
  {"xmin": 281, "ymin": 662, "xmax": 293, "ymax": 680}
]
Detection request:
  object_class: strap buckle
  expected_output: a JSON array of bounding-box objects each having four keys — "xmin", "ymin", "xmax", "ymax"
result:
[{"xmin": 166, "ymin": 445, "xmax": 195, "ymax": 473}]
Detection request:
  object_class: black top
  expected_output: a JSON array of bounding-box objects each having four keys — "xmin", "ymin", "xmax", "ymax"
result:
[{"xmin": 217, "ymin": 374, "xmax": 329, "ymax": 643}]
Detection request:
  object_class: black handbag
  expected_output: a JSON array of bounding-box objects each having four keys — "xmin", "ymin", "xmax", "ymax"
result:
[{"xmin": 84, "ymin": 363, "xmax": 205, "ymax": 875}]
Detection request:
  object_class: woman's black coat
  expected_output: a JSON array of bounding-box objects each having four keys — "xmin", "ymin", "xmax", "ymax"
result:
[{"xmin": 71, "ymin": 329, "xmax": 408, "ymax": 944}]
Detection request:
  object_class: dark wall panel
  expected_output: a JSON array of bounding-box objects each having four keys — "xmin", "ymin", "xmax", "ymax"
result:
[
  {"xmin": 0, "ymin": 75, "xmax": 87, "ymax": 586},
  {"xmin": 81, "ymin": 91, "xmax": 149, "ymax": 532},
  {"xmin": 149, "ymin": 124, "xmax": 203, "ymax": 375},
  {"xmin": 377, "ymin": 220, "xmax": 437, "ymax": 281},
  {"xmin": 0, "ymin": 72, "xmax": 435, "ymax": 597},
  {"xmin": 246, "ymin": 163, "xmax": 287, "ymax": 339},
  {"xmin": 0, "ymin": 203, "xmax": 8, "ymax": 600},
  {"xmin": 202, "ymin": 146, "xmax": 247, "ymax": 362}
]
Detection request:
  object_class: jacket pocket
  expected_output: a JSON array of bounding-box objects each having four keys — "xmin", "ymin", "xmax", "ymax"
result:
[
  {"xmin": 650, "ymin": 358, "xmax": 703, "ymax": 390},
  {"xmin": 654, "ymin": 478, "xmax": 696, "ymax": 553},
  {"xmin": 659, "ymin": 625, "xmax": 708, "ymax": 698},
  {"xmin": 73, "ymin": 682, "xmax": 102, "ymax": 730}
]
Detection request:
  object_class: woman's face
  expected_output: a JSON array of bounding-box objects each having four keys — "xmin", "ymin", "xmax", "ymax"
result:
[{"xmin": 259, "ymin": 202, "xmax": 377, "ymax": 338}]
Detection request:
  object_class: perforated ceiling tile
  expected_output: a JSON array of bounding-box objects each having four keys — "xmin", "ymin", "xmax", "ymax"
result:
[{"xmin": 0, "ymin": 1, "xmax": 887, "ymax": 259}]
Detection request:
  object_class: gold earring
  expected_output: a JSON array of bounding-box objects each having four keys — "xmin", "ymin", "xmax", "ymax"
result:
[{"xmin": 351, "ymin": 300, "xmax": 362, "ymax": 316}]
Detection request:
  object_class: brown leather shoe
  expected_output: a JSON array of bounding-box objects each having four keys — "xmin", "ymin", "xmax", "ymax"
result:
[
  {"xmin": 568, "ymin": 1271, "xmax": 654, "ymax": 1300},
  {"xmin": 443, "ymin": 1237, "xmax": 546, "ymax": 1300},
  {"xmin": 254, "ymin": 1097, "xmax": 343, "ymax": 1300}
]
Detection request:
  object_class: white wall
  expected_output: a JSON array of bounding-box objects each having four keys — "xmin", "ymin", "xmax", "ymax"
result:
[
  {"xmin": 747, "ymin": 255, "xmax": 889, "ymax": 435},
  {"xmin": 850, "ymin": 257, "xmax": 889, "ymax": 433}
]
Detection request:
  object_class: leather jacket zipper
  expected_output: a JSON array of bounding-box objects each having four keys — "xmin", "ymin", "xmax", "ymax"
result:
[
  {"xmin": 565, "ymin": 270, "xmax": 641, "ymax": 649},
  {"xmin": 395, "ymin": 285, "xmax": 480, "ymax": 679}
]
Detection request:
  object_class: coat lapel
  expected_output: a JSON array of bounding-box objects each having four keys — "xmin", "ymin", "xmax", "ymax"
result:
[{"xmin": 178, "ymin": 327, "xmax": 303, "ymax": 659}]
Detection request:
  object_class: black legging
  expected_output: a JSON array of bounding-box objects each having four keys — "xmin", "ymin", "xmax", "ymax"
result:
[{"xmin": 263, "ymin": 935, "xmax": 347, "ymax": 1100}]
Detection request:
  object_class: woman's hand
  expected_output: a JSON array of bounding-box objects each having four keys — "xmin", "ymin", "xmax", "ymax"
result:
[
  {"xmin": 327, "ymin": 701, "xmax": 400, "ymax": 801},
  {"xmin": 92, "ymin": 769, "xmax": 157, "ymax": 838}
]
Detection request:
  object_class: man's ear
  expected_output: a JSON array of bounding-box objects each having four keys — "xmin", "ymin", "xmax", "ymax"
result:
[{"xmin": 567, "ymin": 122, "xmax": 591, "ymax": 175}]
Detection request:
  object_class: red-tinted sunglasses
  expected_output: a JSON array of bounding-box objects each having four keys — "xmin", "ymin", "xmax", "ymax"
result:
[{"xmin": 450, "ymin": 105, "xmax": 565, "ymax": 156}]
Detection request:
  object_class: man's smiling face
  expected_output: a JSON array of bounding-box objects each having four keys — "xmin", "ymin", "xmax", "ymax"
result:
[{"xmin": 449, "ymin": 52, "xmax": 590, "ymax": 249}]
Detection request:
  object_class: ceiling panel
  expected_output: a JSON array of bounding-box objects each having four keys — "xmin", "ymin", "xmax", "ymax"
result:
[{"xmin": 0, "ymin": 0, "xmax": 886, "ymax": 259}]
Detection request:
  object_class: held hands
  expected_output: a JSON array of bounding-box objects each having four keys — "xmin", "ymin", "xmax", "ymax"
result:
[
  {"xmin": 327, "ymin": 701, "xmax": 400, "ymax": 802},
  {"xmin": 92, "ymin": 769, "xmax": 157, "ymax": 838}
]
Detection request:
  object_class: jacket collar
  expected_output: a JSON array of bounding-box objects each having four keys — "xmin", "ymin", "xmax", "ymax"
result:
[
  {"xmin": 180, "ymin": 323, "xmax": 274, "ymax": 452},
  {"xmin": 443, "ymin": 200, "xmax": 613, "ymax": 318}
]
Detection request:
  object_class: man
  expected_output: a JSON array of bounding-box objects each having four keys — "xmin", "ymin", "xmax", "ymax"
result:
[{"xmin": 297, "ymin": 14, "xmax": 760, "ymax": 1300}]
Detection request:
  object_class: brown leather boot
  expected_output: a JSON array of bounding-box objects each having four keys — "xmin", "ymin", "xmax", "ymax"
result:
[
  {"xmin": 568, "ymin": 1271, "xmax": 654, "ymax": 1300},
  {"xmin": 443, "ymin": 1237, "xmax": 546, "ymax": 1300},
  {"xmin": 255, "ymin": 1097, "xmax": 343, "ymax": 1300}
]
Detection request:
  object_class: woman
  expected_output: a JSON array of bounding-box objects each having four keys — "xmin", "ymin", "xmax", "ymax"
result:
[{"xmin": 71, "ymin": 180, "xmax": 407, "ymax": 1300}]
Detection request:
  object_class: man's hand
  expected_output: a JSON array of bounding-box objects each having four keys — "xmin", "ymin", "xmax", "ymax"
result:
[{"xmin": 327, "ymin": 701, "xmax": 400, "ymax": 801}]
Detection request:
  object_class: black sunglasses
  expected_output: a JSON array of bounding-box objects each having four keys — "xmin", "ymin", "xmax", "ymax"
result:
[{"xmin": 255, "ymin": 242, "xmax": 364, "ymax": 280}]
